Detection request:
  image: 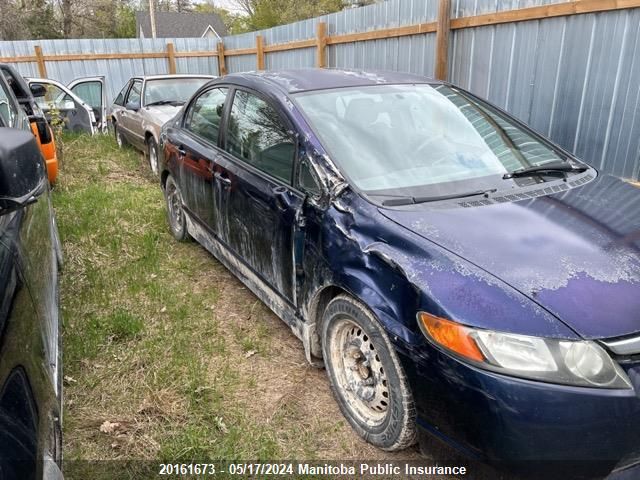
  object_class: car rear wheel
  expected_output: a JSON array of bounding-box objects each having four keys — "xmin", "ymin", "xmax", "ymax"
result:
[
  {"xmin": 321, "ymin": 295, "xmax": 417, "ymax": 451},
  {"xmin": 147, "ymin": 137, "xmax": 159, "ymax": 176},
  {"xmin": 164, "ymin": 175, "xmax": 188, "ymax": 241}
]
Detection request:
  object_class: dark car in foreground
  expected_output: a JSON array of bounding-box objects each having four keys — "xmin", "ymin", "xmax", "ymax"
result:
[
  {"xmin": 158, "ymin": 69, "xmax": 640, "ymax": 478},
  {"xmin": 0, "ymin": 128, "xmax": 63, "ymax": 479}
]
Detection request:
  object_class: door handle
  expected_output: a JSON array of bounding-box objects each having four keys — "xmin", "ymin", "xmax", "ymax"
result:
[
  {"xmin": 214, "ymin": 171, "xmax": 231, "ymax": 186},
  {"xmin": 177, "ymin": 145, "xmax": 186, "ymax": 156}
]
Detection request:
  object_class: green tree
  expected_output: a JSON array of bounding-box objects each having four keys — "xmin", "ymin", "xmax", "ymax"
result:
[
  {"xmin": 114, "ymin": 3, "xmax": 136, "ymax": 38},
  {"xmin": 194, "ymin": 0, "xmax": 250, "ymax": 35},
  {"xmin": 25, "ymin": 0, "xmax": 61, "ymax": 39},
  {"xmin": 238, "ymin": 0, "xmax": 344, "ymax": 31}
]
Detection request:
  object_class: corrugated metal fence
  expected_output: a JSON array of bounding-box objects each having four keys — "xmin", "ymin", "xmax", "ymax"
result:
[
  {"xmin": 0, "ymin": 0, "xmax": 638, "ymax": 180},
  {"xmin": 0, "ymin": 37, "xmax": 219, "ymax": 104}
]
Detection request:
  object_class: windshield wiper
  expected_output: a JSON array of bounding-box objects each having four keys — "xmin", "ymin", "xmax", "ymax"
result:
[
  {"xmin": 503, "ymin": 161, "xmax": 587, "ymax": 179},
  {"xmin": 381, "ymin": 188, "xmax": 497, "ymax": 207},
  {"xmin": 145, "ymin": 100, "xmax": 179, "ymax": 107}
]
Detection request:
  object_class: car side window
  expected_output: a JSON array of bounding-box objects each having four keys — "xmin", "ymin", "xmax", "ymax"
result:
[
  {"xmin": 31, "ymin": 83, "xmax": 73, "ymax": 110},
  {"xmin": 71, "ymin": 81, "xmax": 102, "ymax": 109},
  {"xmin": 126, "ymin": 81, "xmax": 142, "ymax": 106},
  {"xmin": 225, "ymin": 90, "xmax": 295, "ymax": 184},
  {"xmin": 297, "ymin": 157, "xmax": 322, "ymax": 197},
  {"xmin": 184, "ymin": 87, "xmax": 228, "ymax": 145},
  {"xmin": 114, "ymin": 82, "xmax": 130, "ymax": 106},
  {"xmin": 0, "ymin": 79, "xmax": 17, "ymax": 128}
]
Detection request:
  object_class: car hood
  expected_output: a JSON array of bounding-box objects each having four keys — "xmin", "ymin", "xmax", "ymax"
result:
[
  {"xmin": 379, "ymin": 174, "xmax": 640, "ymax": 339},
  {"xmin": 146, "ymin": 105, "xmax": 181, "ymax": 125}
]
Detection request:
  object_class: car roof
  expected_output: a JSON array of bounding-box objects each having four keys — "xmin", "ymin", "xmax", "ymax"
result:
[
  {"xmin": 222, "ymin": 68, "xmax": 442, "ymax": 94},
  {"xmin": 141, "ymin": 74, "xmax": 215, "ymax": 81}
]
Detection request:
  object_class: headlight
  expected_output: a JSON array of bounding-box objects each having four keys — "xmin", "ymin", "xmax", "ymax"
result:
[{"xmin": 418, "ymin": 312, "xmax": 632, "ymax": 389}]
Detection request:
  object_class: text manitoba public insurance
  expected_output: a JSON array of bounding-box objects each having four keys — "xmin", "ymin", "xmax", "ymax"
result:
[{"xmin": 299, "ymin": 463, "xmax": 468, "ymax": 476}]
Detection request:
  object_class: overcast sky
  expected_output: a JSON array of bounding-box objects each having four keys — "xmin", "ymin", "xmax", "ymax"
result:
[{"xmin": 193, "ymin": 0, "xmax": 246, "ymax": 14}]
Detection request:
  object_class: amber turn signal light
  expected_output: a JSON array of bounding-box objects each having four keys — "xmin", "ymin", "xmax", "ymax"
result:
[{"xmin": 418, "ymin": 312, "xmax": 485, "ymax": 362}]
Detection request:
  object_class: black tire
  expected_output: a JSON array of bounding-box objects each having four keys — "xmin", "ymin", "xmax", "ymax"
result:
[
  {"xmin": 322, "ymin": 294, "xmax": 417, "ymax": 451},
  {"xmin": 114, "ymin": 123, "xmax": 126, "ymax": 148},
  {"xmin": 164, "ymin": 175, "xmax": 189, "ymax": 241},
  {"xmin": 147, "ymin": 136, "xmax": 159, "ymax": 176}
]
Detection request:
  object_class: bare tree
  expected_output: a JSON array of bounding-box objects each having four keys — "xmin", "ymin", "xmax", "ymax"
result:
[
  {"xmin": 233, "ymin": 0, "xmax": 256, "ymax": 17},
  {"xmin": 175, "ymin": 0, "xmax": 192, "ymax": 13}
]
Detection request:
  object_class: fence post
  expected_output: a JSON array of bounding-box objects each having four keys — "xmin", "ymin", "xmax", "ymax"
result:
[
  {"xmin": 166, "ymin": 43, "xmax": 177, "ymax": 74},
  {"xmin": 217, "ymin": 42, "xmax": 227, "ymax": 76},
  {"xmin": 316, "ymin": 22, "xmax": 327, "ymax": 68},
  {"xmin": 34, "ymin": 46, "xmax": 47, "ymax": 78},
  {"xmin": 256, "ymin": 35, "xmax": 265, "ymax": 70},
  {"xmin": 435, "ymin": 0, "xmax": 451, "ymax": 80}
]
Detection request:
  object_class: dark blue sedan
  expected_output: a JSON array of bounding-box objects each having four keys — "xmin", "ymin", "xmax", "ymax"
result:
[{"xmin": 158, "ymin": 69, "xmax": 640, "ymax": 477}]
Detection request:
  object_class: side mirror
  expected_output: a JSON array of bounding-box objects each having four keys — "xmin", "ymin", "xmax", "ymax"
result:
[
  {"xmin": 0, "ymin": 128, "xmax": 46, "ymax": 212},
  {"xmin": 126, "ymin": 100, "xmax": 140, "ymax": 112},
  {"xmin": 30, "ymin": 84, "xmax": 47, "ymax": 98}
]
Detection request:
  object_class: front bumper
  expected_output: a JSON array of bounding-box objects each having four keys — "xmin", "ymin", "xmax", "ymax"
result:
[{"xmin": 398, "ymin": 342, "xmax": 640, "ymax": 477}]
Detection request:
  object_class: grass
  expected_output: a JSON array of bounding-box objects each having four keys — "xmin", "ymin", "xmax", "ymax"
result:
[{"xmin": 53, "ymin": 133, "xmax": 422, "ymax": 478}]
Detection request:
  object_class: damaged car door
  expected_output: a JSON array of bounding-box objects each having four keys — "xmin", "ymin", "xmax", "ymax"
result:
[
  {"xmin": 216, "ymin": 88, "xmax": 302, "ymax": 302},
  {"xmin": 27, "ymin": 79, "xmax": 95, "ymax": 134},
  {"xmin": 67, "ymin": 76, "xmax": 107, "ymax": 133}
]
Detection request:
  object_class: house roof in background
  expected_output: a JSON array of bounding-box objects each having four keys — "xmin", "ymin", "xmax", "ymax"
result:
[{"xmin": 135, "ymin": 11, "xmax": 227, "ymax": 38}]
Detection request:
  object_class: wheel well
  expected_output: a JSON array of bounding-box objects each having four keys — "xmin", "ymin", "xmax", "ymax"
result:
[
  {"xmin": 160, "ymin": 170, "xmax": 170, "ymax": 189},
  {"xmin": 310, "ymin": 286, "xmax": 344, "ymax": 324},
  {"xmin": 145, "ymin": 131, "xmax": 153, "ymax": 143},
  {"xmin": 306, "ymin": 285, "xmax": 348, "ymax": 359}
]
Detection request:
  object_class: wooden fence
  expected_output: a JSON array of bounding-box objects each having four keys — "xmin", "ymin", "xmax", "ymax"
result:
[{"xmin": 0, "ymin": 0, "xmax": 638, "ymax": 80}]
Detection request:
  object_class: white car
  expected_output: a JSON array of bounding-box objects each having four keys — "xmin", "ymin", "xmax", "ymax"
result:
[{"xmin": 26, "ymin": 76, "xmax": 107, "ymax": 134}]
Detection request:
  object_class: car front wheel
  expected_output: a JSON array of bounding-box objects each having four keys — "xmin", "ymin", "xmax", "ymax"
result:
[
  {"xmin": 147, "ymin": 137, "xmax": 159, "ymax": 176},
  {"xmin": 322, "ymin": 294, "xmax": 417, "ymax": 451},
  {"xmin": 164, "ymin": 175, "xmax": 188, "ymax": 241}
]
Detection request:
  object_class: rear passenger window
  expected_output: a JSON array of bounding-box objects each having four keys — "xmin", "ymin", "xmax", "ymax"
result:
[
  {"xmin": 225, "ymin": 90, "xmax": 295, "ymax": 184},
  {"xmin": 185, "ymin": 87, "xmax": 228, "ymax": 144}
]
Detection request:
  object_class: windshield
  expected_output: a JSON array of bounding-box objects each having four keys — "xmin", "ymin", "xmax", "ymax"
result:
[
  {"xmin": 143, "ymin": 78, "xmax": 209, "ymax": 106},
  {"xmin": 294, "ymin": 84, "xmax": 568, "ymax": 197}
]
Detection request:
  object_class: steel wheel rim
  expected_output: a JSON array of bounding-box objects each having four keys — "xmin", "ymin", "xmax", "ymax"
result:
[
  {"xmin": 149, "ymin": 143, "xmax": 158, "ymax": 174},
  {"xmin": 116, "ymin": 130, "xmax": 123, "ymax": 147},
  {"xmin": 167, "ymin": 182, "xmax": 184, "ymax": 234},
  {"xmin": 329, "ymin": 317, "xmax": 390, "ymax": 426}
]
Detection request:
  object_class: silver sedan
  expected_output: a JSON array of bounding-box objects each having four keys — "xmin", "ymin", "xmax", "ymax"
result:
[{"xmin": 111, "ymin": 74, "xmax": 213, "ymax": 175}]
